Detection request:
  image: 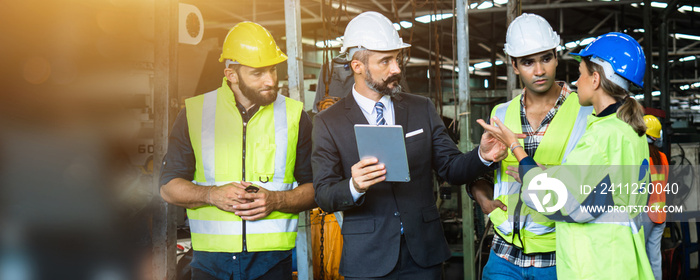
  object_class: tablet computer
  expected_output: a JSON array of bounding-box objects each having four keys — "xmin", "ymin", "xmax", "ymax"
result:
[{"xmin": 354, "ymin": 124, "xmax": 411, "ymax": 182}]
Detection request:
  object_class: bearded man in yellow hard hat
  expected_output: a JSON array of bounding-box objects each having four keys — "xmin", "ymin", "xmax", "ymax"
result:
[{"xmin": 160, "ymin": 22, "xmax": 316, "ymax": 280}]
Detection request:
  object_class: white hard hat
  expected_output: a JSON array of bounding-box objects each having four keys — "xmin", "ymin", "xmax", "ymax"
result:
[
  {"xmin": 340, "ymin": 11, "xmax": 411, "ymax": 59},
  {"xmin": 503, "ymin": 13, "xmax": 560, "ymax": 58}
]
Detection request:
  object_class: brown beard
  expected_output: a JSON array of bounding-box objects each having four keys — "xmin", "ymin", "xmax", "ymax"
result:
[{"xmin": 238, "ymin": 73, "xmax": 278, "ymax": 106}]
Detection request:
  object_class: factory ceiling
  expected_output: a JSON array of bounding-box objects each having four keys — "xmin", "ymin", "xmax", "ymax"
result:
[{"xmin": 190, "ymin": 0, "xmax": 700, "ymax": 94}]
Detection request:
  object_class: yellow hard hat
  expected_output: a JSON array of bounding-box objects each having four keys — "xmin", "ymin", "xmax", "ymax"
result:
[
  {"xmin": 219, "ymin": 22, "xmax": 287, "ymax": 68},
  {"xmin": 643, "ymin": 115, "xmax": 661, "ymax": 139}
]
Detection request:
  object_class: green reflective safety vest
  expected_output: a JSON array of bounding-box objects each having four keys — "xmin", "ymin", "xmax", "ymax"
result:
[
  {"xmin": 185, "ymin": 79, "xmax": 303, "ymax": 253},
  {"xmin": 521, "ymin": 113, "xmax": 653, "ymax": 279},
  {"xmin": 489, "ymin": 92, "xmax": 593, "ymax": 254}
]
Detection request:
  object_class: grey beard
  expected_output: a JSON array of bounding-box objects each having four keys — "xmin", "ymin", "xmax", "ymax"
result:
[{"xmin": 365, "ymin": 70, "xmax": 402, "ymax": 97}]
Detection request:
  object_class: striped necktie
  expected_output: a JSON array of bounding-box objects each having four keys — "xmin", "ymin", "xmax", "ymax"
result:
[{"xmin": 375, "ymin": 102, "xmax": 387, "ymax": 125}]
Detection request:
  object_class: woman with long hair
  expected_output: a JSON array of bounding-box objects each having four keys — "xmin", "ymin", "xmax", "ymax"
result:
[{"xmin": 478, "ymin": 32, "xmax": 654, "ymax": 279}]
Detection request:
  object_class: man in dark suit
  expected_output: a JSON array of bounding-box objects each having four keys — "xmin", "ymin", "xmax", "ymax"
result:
[{"xmin": 311, "ymin": 11, "xmax": 507, "ymax": 279}]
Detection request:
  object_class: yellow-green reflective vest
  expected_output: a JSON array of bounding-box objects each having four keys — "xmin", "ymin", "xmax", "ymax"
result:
[
  {"xmin": 488, "ymin": 92, "xmax": 593, "ymax": 254},
  {"xmin": 185, "ymin": 79, "xmax": 303, "ymax": 253},
  {"xmin": 521, "ymin": 113, "xmax": 653, "ymax": 279}
]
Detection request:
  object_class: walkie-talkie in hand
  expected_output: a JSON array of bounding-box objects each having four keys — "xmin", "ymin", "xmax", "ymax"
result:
[{"xmin": 241, "ymin": 183, "xmax": 260, "ymax": 252}]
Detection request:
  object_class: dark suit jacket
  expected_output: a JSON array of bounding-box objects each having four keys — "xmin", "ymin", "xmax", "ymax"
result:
[{"xmin": 311, "ymin": 92, "xmax": 493, "ymax": 278}]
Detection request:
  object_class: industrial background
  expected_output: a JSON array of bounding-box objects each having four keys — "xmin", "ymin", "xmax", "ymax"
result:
[{"xmin": 1, "ymin": 0, "xmax": 699, "ymax": 279}]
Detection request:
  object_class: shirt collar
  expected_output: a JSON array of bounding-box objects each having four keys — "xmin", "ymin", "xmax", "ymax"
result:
[
  {"xmin": 520, "ymin": 81, "xmax": 571, "ymax": 108},
  {"xmin": 596, "ymin": 100, "xmax": 623, "ymax": 117},
  {"xmin": 352, "ymin": 84, "xmax": 392, "ymax": 115}
]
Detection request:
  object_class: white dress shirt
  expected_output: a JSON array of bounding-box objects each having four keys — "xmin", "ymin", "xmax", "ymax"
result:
[
  {"xmin": 348, "ymin": 84, "xmax": 491, "ymax": 201},
  {"xmin": 349, "ymin": 85, "xmax": 395, "ymax": 200}
]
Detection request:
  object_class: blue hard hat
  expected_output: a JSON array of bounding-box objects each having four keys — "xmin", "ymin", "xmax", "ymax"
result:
[{"xmin": 571, "ymin": 32, "xmax": 646, "ymax": 88}]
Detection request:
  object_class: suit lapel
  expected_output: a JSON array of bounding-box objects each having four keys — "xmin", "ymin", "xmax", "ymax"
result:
[
  {"xmin": 345, "ymin": 92, "xmax": 370, "ymax": 125},
  {"xmin": 393, "ymin": 93, "xmax": 408, "ymax": 129}
]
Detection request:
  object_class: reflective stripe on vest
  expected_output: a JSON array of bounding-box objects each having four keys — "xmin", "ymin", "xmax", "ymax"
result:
[
  {"xmin": 587, "ymin": 209, "xmax": 644, "ymax": 234},
  {"xmin": 190, "ymin": 216, "xmax": 298, "ymax": 235},
  {"xmin": 201, "ymin": 91, "xmax": 217, "ymax": 185},
  {"xmin": 648, "ymin": 154, "xmax": 668, "ymax": 223},
  {"xmin": 489, "ymin": 93, "xmax": 591, "ymax": 254},
  {"xmin": 185, "ymin": 81, "xmax": 303, "ymax": 253},
  {"xmin": 650, "ymin": 173, "xmax": 665, "ymax": 182}
]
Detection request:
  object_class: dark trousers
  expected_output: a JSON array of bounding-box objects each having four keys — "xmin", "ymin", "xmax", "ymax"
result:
[
  {"xmin": 345, "ymin": 236, "xmax": 442, "ymax": 280},
  {"xmin": 191, "ymin": 254, "xmax": 293, "ymax": 280}
]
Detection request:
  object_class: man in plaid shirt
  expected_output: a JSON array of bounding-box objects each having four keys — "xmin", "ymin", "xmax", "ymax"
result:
[{"xmin": 468, "ymin": 14, "xmax": 591, "ymax": 279}]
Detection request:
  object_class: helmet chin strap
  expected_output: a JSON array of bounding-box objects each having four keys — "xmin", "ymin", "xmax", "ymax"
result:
[{"xmin": 590, "ymin": 56, "xmax": 630, "ymax": 91}]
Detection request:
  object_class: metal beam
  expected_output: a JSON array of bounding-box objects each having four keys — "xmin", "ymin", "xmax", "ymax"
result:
[
  {"xmin": 153, "ymin": 0, "xmax": 179, "ymax": 279},
  {"xmin": 660, "ymin": 0, "xmax": 680, "ymax": 157},
  {"xmin": 467, "ymin": 0, "xmax": 639, "ymax": 14},
  {"xmin": 506, "ymin": 0, "xmax": 520, "ymax": 100},
  {"xmin": 477, "ymin": 43, "xmax": 507, "ymax": 63},
  {"xmin": 413, "ymin": 45, "xmax": 455, "ymax": 64},
  {"xmin": 644, "ymin": 0, "xmax": 653, "ymax": 107},
  {"xmin": 670, "ymin": 78, "xmax": 700, "ymax": 83},
  {"xmin": 209, "ymin": 0, "xmax": 640, "ymax": 29},
  {"xmin": 652, "ymin": 50, "xmax": 700, "ymax": 56},
  {"xmin": 588, "ymin": 13, "xmax": 614, "ymax": 35},
  {"xmin": 300, "ymin": 5, "xmax": 319, "ymax": 19},
  {"xmin": 456, "ymin": 1, "xmax": 475, "ymax": 280},
  {"xmin": 370, "ymin": 0, "xmax": 389, "ymax": 12},
  {"xmin": 284, "ymin": 1, "xmax": 312, "ymax": 280},
  {"xmin": 491, "ymin": 12, "xmax": 497, "ymax": 90},
  {"xmin": 677, "ymin": 41, "xmax": 700, "ymax": 53},
  {"xmin": 398, "ymin": 1, "xmax": 411, "ymax": 14},
  {"xmin": 285, "ymin": 0, "xmax": 305, "ymax": 103},
  {"xmin": 204, "ymin": 2, "xmax": 248, "ymax": 22}
]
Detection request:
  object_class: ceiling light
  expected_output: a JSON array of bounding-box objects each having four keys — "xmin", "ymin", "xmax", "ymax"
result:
[
  {"xmin": 678, "ymin": 5, "xmax": 700, "ymax": 13},
  {"xmin": 330, "ymin": 2, "xmax": 363, "ymax": 14},
  {"xmin": 474, "ymin": 61, "xmax": 492, "ymax": 69},
  {"xmin": 673, "ymin": 33, "xmax": 700, "ymax": 41},
  {"xmin": 415, "ymin": 13, "xmax": 453, "ymax": 24},
  {"xmin": 679, "ymin": 56, "xmax": 697, "ymax": 62},
  {"xmin": 565, "ymin": 41, "xmax": 580, "ymax": 49},
  {"xmin": 494, "ymin": 0, "xmax": 508, "ymax": 4},
  {"xmin": 580, "ymin": 37, "xmax": 596, "ymax": 46},
  {"xmin": 315, "ymin": 39, "xmax": 342, "ymax": 48},
  {"xmin": 478, "ymin": 2, "xmax": 493, "ymax": 9},
  {"xmin": 651, "ymin": 2, "xmax": 667, "ymax": 8}
]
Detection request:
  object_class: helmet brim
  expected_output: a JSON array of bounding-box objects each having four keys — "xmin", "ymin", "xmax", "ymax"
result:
[{"xmin": 570, "ymin": 52, "xmax": 585, "ymax": 62}]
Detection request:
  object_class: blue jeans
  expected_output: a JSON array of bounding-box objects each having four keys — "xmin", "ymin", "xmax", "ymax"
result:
[
  {"xmin": 643, "ymin": 213, "xmax": 665, "ymax": 280},
  {"xmin": 482, "ymin": 249, "xmax": 557, "ymax": 280}
]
